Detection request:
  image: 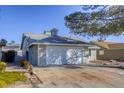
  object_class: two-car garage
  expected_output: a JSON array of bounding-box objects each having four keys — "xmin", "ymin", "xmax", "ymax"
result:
[
  {"xmin": 29, "ymin": 44, "xmax": 84, "ymax": 66},
  {"xmin": 46, "ymin": 46, "xmax": 83, "ymax": 66}
]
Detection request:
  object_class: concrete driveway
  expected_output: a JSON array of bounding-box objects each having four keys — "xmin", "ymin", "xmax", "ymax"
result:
[{"xmin": 33, "ymin": 65, "xmax": 124, "ymax": 88}]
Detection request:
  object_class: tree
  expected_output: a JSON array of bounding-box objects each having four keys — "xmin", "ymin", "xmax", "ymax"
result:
[
  {"xmin": 50, "ymin": 28, "xmax": 58, "ymax": 32},
  {"xmin": 11, "ymin": 41, "xmax": 15, "ymax": 44},
  {"xmin": 64, "ymin": 5, "xmax": 124, "ymax": 41}
]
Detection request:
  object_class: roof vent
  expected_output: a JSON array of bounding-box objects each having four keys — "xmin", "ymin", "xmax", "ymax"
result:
[{"xmin": 44, "ymin": 28, "xmax": 58, "ymax": 36}]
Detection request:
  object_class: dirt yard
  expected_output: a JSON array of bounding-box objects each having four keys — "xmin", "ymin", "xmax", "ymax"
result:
[
  {"xmin": 30, "ymin": 65, "xmax": 124, "ymax": 88},
  {"xmin": 8, "ymin": 64, "xmax": 124, "ymax": 88}
]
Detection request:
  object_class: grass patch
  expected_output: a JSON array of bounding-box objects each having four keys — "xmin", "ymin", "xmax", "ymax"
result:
[{"xmin": 0, "ymin": 72, "xmax": 27, "ymax": 88}]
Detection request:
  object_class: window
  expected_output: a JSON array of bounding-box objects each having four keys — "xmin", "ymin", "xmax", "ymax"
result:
[{"xmin": 99, "ymin": 50, "xmax": 104, "ymax": 55}]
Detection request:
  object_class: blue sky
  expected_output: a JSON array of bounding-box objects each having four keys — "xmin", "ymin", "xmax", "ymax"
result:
[{"xmin": 0, "ymin": 5, "xmax": 123, "ymax": 43}]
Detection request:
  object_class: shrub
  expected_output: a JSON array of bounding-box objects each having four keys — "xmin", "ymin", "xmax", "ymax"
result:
[
  {"xmin": 20, "ymin": 60, "xmax": 29, "ymax": 69},
  {"xmin": 0, "ymin": 62, "xmax": 7, "ymax": 73},
  {"xmin": 27, "ymin": 63, "xmax": 33, "ymax": 75},
  {"xmin": 20, "ymin": 60, "xmax": 34, "ymax": 74}
]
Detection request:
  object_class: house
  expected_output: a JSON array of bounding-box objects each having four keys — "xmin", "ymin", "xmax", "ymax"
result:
[
  {"xmin": 21, "ymin": 30, "xmax": 95, "ymax": 66},
  {"xmin": 1, "ymin": 41, "xmax": 22, "ymax": 62},
  {"xmin": 91, "ymin": 41, "xmax": 124, "ymax": 61},
  {"xmin": 0, "ymin": 40, "xmax": 6, "ymax": 61}
]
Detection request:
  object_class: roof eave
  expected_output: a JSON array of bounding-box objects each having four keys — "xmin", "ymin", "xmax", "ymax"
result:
[{"xmin": 28, "ymin": 43, "xmax": 92, "ymax": 48}]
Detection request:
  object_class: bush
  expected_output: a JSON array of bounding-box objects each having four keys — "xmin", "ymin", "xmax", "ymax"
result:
[
  {"xmin": 0, "ymin": 62, "xmax": 7, "ymax": 73},
  {"xmin": 27, "ymin": 63, "xmax": 33, "ymax": 75},
  {"xmin": 20, "ymin": 60, "xmax": 29, "ymax": 69}
]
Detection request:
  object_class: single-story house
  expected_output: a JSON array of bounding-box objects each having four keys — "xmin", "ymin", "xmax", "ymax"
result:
[
  {"xmin": 21, "ymin": 30, "xmax": 97, "ymax": 66},
  {"xmin": 0, "ymin": 41, "xmax": 6, "ymax": 61},
  {"xmin": 0, "ymin": 41, "xmax": 22, "ymax": 62},
  {"xmin": 91, "ymin": 41, "xmax": 124, "ymax": 61}
]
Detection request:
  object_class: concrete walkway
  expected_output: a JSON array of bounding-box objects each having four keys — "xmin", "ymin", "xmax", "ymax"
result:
[{"xmin": 6, "ymin": 62, "xmax": 26, "ymax": 72}]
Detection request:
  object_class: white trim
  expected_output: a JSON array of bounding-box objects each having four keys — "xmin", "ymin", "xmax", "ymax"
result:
[
  {"xmin": 28, "ymin": 43, "xmax": 92, "ymax": 47},
  {"xmin": 88, "ymin": 46, "xmax": 101, "ymax": 49}
]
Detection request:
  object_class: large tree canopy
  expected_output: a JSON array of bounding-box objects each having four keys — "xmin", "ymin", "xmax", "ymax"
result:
[{"xmin": 65, "ymin": 5, "xmax": 124, "ymax": 40}]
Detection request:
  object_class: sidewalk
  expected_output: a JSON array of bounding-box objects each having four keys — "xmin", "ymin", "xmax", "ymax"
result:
[{"xmin": 6, "ymin": 62, "xmax": 26, "ymax": 72}]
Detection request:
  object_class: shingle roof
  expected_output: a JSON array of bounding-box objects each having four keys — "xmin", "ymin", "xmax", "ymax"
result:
[
  {"xmin": 23, "ymin": 33, "xmax": 89, "ymax": 46},
  {"xmin": 3, "ymin": 43, "xmax": 20, "ymax": 50},
  {"xmin": 92, "ymin": 41, "xmax": 124, "ymax": 49},
  {"xmin": 27, "ymin": 34, "xmax": 88, "ymax": 44}
]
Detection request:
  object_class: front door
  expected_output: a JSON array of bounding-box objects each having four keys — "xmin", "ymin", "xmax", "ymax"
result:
[{"xmin": 90, "ymin": 50, "xmax": 96, "ymax": 61}]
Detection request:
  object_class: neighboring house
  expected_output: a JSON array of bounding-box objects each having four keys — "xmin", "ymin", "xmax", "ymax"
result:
[
  {"xmin": 1, "ymin": 41, "xmax": 22, "ymax": 62},
  {"xmin": 21, "ymin": 30, "xmax": 95, "ymax": 66},
  {"xmin": 92, "ymin": 41, "xmax": 124, "ymax": 61},
  {"xmin": 0, "ymin": 43, "xmax": 6, "ymax": 61}
]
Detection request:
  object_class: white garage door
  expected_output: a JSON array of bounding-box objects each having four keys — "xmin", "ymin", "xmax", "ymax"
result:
[{"xmin": 46, "ymin": 46, "xmax": 83, "ymax": 65}]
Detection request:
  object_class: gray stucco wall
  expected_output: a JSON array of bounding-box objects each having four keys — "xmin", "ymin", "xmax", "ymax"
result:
[
  {"xmin": 29, "ymin": 45, "xmax": 38, "ymax": 66},
  {"xmin": 22, "ymin": 38, "xmax": 29, "ymax": 58}
]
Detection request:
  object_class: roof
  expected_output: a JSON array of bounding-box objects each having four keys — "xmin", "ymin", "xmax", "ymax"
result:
[
  {"xmin": 2, "ymin": 43, "xmax": 20, "ymax": 49},
  {"xmin": 92, "ymin": 41, "xmax": 124, "ymax": 49},
  {"xmin": 0, "ymin": 42, "xmax": 6, "ymax": 47},
  {"xmin": 21, "ymin": 32, "xmax": 90, "ymax": 48},
  {"xmin": 3, "ymin": 45, "xmax": 20, "ymax": 49},
  {"xmin": 108, "ymin": 43, "xmax": 124, "ymax": 49}
]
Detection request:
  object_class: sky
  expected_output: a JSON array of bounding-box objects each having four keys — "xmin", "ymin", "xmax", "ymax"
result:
[{"xmin": 0, "ymin": 5, "xmax": 123, "ymax": 43}]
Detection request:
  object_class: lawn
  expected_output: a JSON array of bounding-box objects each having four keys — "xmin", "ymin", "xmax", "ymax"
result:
[{"xmin": 0, "ymin": 72, "xmax": 27, "ymax": 87}]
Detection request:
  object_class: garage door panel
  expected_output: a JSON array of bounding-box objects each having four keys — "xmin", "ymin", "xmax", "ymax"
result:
[
  {"xmin": 46, "ymin": 48, "xmax": 62, "ymax": 65},
  {"xmin": 46, "ymin": 46, "xmax": 83, "ymax": 65},
  {"xmin": 66, "ymin": 49, "xmax": 83, "ymax": 64}
]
